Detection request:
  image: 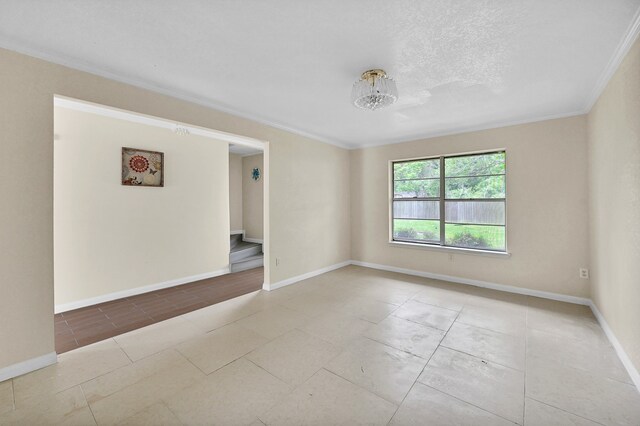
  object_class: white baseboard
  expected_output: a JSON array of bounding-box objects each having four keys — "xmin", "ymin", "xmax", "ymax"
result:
[
  {"xmin": 244, "ymin": 237, "xmax": 263, "ymax": 244},
  {"xmin": 230, "ymin": 230, "xmax": 245, "ymax": 235},
  {"xmin": 589, "ymin": 301, "xmax": 640, "ymax": 391},
  {"xmin": 351, "ymin": 260, "xmax": 591, "ymax": 305},
  {"xmin": 55, "ymin": 267, "xmax": 230, "ymax": 313},
  {"xmin": 265, "ymin": 261, "xmax": 352, "ymax": 291},
  {"xmin": 0, "ymin": 352, "xmax": 57, "ymax": 382}
]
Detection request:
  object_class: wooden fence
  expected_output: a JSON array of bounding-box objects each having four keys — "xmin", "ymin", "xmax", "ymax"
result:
[{"xmin": 393, "ymin": 200, "xmax": 505, "ymax": 225}]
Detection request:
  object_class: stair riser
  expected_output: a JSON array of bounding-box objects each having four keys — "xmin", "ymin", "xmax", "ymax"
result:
[
  {"xmin": 230, "ymin": 257, "xmax": 264, "ymax": 273},
  {"xmin": 230, "ymin": 245, "xmax": 262, "ymax": 263},
  {"xmin": 230, "ymin": 234, "xmax": 243, "ymax": 249}
]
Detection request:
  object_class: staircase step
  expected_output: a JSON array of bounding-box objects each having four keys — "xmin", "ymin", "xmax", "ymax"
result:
[
  {"xmin": 230, "ymin": 242, "xmax": 262, "ymax": 263},
  {"xmin": 231, "ymin": 254, "xmax": 264, "ymax": 273},
  {"xmin": 231, "ymin": 241, "xmax": 259, "ymax": 252}
]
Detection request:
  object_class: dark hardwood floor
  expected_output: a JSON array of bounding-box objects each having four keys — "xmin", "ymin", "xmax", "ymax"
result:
[{"xmin": 54, "ymin": 267, "xmax": 264, "ymax": 354}]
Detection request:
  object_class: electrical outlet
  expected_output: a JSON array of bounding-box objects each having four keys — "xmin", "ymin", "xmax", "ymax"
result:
[
  {"xmin": 448, "ymin": 253, "xmax": 454, "ymax": 262},
  {"xmin": 276, "ymin": 258, "xmax": 280, "ymax": 267},
  {"xmin": 579, "ymin": 268, "xmax": 589, "ymax": 279}
]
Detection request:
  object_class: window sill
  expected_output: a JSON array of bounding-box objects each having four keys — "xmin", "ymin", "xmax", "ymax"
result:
[{"xmin": 388, "ymin": 240, "xmax": 511, "ymax": 258}]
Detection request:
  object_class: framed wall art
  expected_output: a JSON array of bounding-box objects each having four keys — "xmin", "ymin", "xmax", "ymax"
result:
[{"xmin": 122, "ymin": 147, "xmax": 164, "ymax": 187}]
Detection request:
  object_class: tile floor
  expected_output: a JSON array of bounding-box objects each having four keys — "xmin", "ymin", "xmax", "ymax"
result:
[
  {"xmin": 55, "ymin": 267, "xmax": 264, "ymax": 353},
  {"xmin": 2, "ymin": 265, "xmax": 639, "ymax": 425}
]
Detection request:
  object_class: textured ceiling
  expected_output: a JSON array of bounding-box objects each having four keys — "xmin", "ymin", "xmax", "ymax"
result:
[{"xmin": 0, "ymin": 0, "xmax": 639, "ymax": 148}]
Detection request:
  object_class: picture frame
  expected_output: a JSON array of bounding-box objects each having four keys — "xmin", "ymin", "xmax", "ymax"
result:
[{"xmin": 121, "ymin": 147, "xmax": 164, "ymax": 187}]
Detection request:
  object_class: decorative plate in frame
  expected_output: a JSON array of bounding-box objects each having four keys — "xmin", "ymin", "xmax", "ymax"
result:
[{"xmin": 122, "ymin": 147, "xmax": 164, "ymax": 187}]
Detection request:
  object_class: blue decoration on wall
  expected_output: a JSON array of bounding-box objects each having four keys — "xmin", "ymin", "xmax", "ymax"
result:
[{"xmin": 251, "ymin": 167, "xmax": 261, "ymax": 181}]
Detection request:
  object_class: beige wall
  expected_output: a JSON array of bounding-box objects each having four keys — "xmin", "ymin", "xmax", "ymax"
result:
[
  {"xmin": 588, "ymin": 38, "xmax": 640, "ymax": 372},
  {"xmin": 54, "ymin": 107, "xmax": 230, "ymax": 307},
  {"xmin": 269, "ymin": 137, "xmax": 351, "ymax": 276},
  {"xmin": 351, "ymin": 116, "xmax": 590, "ymax": 298},
  {"xmin": 242, "ymin": 154, "xmax": 264, "ymax": 240},
  {"xmin": 229, "ymin": 153, "xmax": 243, "ymax": 232},
  {"xmin": 0, "ymin": 47, "xmax": 350, "ymax": 372}
]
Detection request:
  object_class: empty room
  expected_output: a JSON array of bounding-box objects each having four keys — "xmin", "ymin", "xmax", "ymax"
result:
[{"xmin": 0, "ymin": 1, "xmax": 638, "ymax": 425}]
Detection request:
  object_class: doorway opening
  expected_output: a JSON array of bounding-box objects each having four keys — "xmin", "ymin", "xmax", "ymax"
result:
[
  {"xmin": 53, "ymin": 96, "xmax": 268, "ymax": 353},
  {"xmin": 229, "ymin": 144, "xmax": 264, "ymax": 273}
]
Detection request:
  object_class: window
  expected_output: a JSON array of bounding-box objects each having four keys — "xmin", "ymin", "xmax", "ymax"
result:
[{"xmin": 392, "ymin": 151, "xmax": 506, "ymax": 252}]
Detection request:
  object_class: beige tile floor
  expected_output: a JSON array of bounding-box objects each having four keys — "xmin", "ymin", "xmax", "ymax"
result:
[{"xmin": 1, "ymin": 265, "xmax": 639, "ymax": 425}]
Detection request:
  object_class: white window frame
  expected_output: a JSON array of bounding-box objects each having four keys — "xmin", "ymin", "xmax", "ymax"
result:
[{"xmin": 389, "ymin": 150, "xmax": 509, "ymax": 256}]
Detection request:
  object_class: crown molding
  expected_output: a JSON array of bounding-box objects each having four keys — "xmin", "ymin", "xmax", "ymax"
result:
[
  {"xmin": 0, "ymin": 39, "xmax": 351, "ymax": 150},
  {"xmin": 583, "ymin": 6, "xmax": 640, "ymax": 112},
  {"xmin": 346, "ymin": 109, "xmax": 586, "ymax": 149}
]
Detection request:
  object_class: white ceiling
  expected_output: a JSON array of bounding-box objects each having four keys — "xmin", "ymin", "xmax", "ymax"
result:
[{"xmin": 1, "ymin": 1, "xmax": 639, "ymax": 148}]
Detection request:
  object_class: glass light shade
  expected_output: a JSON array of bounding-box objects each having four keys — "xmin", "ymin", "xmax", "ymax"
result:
[{"xmin": 351, "ymin": 72, "xmax": 398, "ymax": 110}]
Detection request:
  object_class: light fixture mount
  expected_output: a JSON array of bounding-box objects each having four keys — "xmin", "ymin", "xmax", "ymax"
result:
[{"xmin": 351, "ymin": 68, "xmax": 398, "ymax": 111}]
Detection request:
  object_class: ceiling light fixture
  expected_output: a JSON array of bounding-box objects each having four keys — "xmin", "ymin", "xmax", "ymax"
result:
[{"xmin": 351, "ymin": 69, "xmax": 398, "ymax": 111}]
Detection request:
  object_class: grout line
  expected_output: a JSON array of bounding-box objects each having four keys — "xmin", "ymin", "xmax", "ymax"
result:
[
  {"xmin": 437, "ymin": 345, "xmax": 524, "ymax": 373},
  {"xmin": 524, "ymin": 324, "xmax": 636, "ymax": 387},
  {"xmin": 174, "ymin": 348, "xmax": 211, "ymax": 377},
  {"xmin": 406, "ymin": 297, "xmax": 462, "ymax": 314},
  {"xmin": 525, "ymin": 396, "xmax": 607, "ymax": 426},
  {"xmin": 79, "ymin": 384, "xmax": 99, "ymax": 425},
  {"xmin": 75, "ymin": 368, "xmax": 130, "ymax": 391},
  {"xmin": 243, "ymin": 357, "xmax": 293, "ymax": 390},
  {"xmin": 159, "ymin": 401, "xmax": 184, "ymax": 425},
  {"xmin": 386, "ymin": 299, "xmax": 462, "ymax": 425},
  {"xmin": 421, "ymin": 383, "xmax": 523, "ymax": 425},
  {"xmin": 385, "ymin": 342, "xmax": 441, "ymax": 425},
  {"xmin": 362, "ymin": 335, "xmax": 438, "ymax": 361},
  {"xmin": 119, "ymin": 342, "xmax": 135, "ymax": 364},
  {"xmin": 454, "ymin": 316, "xmax": 523, "ymax": 338},
  {"xmin": 388, "ymin": 313, "xmax": 453, "ymax": 333},
  {"xmin": 527, "ymin": 348, "xmax": 637, "ymax": 388},
  {"xmin": 446, "ymin": 299, "xmax": 525, "ymax": 345},
  {"xmin": 319, "ymin": 367, "xmax": 401, "ymax": 410},
  {"xmin": 42, "ymin": 339, "xmax": 152, "ymax": 403},
  {"xmin": 390, "ymin": 304, "xmax": 527, "ymax": 425}
]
